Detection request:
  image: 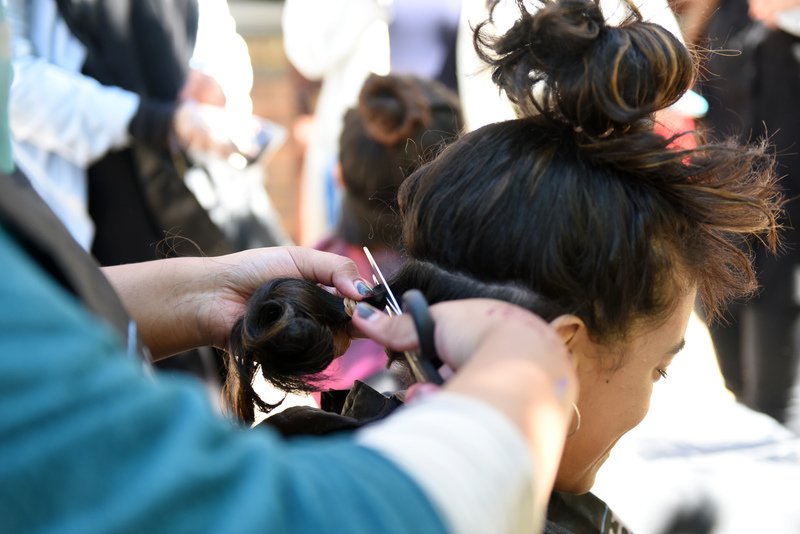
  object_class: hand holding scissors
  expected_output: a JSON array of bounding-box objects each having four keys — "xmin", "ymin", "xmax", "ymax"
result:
[{"xmin": 363, "ymin": 247, "xmax": 444, "ymax": 385}]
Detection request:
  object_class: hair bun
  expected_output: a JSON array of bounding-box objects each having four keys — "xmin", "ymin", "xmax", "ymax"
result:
[
  {"xmin": 526, "ymin": 0, "xmax": 604, "ymax": 65},
  {"xmin": 358, "ymin": 73, "xmax": 432, "ymax": 147},
  {"xmin": 476, "ymin": 0, "xmax": 694, "ymax": 136}
]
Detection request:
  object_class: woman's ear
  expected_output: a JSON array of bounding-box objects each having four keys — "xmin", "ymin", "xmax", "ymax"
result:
[
  {"xmin": 549, "ymin": 314, "xmax": 591, "ymax": 368},
  {"xmin": 550, "ymin": 314, "xmax": 582, "ymax": 345}
]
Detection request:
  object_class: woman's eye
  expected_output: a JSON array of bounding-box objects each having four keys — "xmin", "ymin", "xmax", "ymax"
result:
[{"xmin": 657, "ymin": 369, "xmax": 668, "ymax": 380}]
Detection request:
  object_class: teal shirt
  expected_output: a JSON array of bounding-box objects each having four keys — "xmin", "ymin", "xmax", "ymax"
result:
[{"xmin": 0, "ymin": 224, "xmax": 448, "ymax": 534}]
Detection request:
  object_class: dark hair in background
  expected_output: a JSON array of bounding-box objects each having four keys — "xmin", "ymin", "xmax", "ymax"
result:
[
  {"xmin": 222, "ymin": 0, "xmax": 782, "ymax": 422},
  {"xmin": 338, "ymin": 73, "xmax": 463, "ymax": 249}
]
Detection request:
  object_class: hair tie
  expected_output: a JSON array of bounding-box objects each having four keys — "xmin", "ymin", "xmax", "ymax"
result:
[{"xmin": 343, "ymin": 297, "xmax": 358, "ymax": 317}]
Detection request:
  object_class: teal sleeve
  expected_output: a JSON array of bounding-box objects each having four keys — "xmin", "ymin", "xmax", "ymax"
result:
[{"xmin": 0, "ymin": 225, "xmax": 448, "ymax": 534}]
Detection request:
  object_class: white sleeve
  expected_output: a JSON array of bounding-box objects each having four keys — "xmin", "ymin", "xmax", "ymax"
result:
[
  {"xmin": 281, "ymin": 0, "xmax": 389, "ymax": 81},
  {"xmin": 7, "ymin": 0, "xmax": 139, "ymax": 168},
  {"xmin": 356, "ymin": 392, "xmax": 542, "ymax": 534}
]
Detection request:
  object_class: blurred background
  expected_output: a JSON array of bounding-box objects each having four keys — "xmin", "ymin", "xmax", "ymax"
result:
[{"xmin": 229, "ymin": 0, "xmax": 309, "ymax": 244}]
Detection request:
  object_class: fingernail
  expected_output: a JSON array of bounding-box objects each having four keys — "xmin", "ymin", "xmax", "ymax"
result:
[
  {"xmin": 356, "ymin": 280, "xmax": 374, "ymax": 296},
  {"xmin": 355, "ymin": 302, "xmax": 380, "ymax": 320}
]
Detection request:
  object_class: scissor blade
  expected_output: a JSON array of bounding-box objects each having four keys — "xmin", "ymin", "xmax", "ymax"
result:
[{"xmin": 363, "ymin": 246, "xmax": 402, "ymax": 315}]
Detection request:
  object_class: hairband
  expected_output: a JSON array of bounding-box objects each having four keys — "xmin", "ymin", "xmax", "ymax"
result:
[{"xmin": 343, "ymin": 297, "xmax": 358, "ymax": 317}]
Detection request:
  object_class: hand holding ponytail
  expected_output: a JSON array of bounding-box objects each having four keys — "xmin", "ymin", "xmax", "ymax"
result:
[
  {"xmin": 224, "ymin": 279, "xmax": 353, "ymax": 423},
  {"xmin": 223, "ymin": 278, "xmax": 392, "ymax": 424}
]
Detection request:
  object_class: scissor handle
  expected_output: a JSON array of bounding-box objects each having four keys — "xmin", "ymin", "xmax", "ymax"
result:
[{"xmin": 402, "ymin": 290, "xmax": 444, "ymax": 385}]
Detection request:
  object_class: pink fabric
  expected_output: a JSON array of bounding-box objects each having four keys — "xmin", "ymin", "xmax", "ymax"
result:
[{"xmin": 654, "ymin": 110, "xmax": 696, "ymax": 150}]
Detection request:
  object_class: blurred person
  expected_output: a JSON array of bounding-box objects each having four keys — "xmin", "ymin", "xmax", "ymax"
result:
[
  {"xmin": 8, "ymin": 0, "xmax": 254, "ymax": 261},
  {"xmin": 282, "ymin": 0, "xmax": 461, "ymax": 245},
  {"xmin": 679, "ymin": 0, "xmax": 800, "ymax": 427},
  {"xmin": 388, "ymin": 0, "xmax": 462, "ymax": 91},
  {"xmin": 8, "ymin": 0, "xmax": 286, "ymax": 383}
]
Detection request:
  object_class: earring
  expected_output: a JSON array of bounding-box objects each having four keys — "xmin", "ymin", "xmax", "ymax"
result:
[{"xmin": 567, "ymin": 402, "xmax": 581, "ymax": 438}]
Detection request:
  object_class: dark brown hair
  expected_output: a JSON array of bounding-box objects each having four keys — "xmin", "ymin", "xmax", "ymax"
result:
[
  {"xmin": 223, "ymin": 0, "xmax": 782, "ymax": 421},
  {"xmin": 224, "ymin": 279, "xmax": 351, "ymax": 423},
  {"xmin": 476, "ymin": 0, "xmax": 694, "ymax": 136},
  {"xmin": 391, "ymin": 0, "xmax": 780, "ymax": 341}
]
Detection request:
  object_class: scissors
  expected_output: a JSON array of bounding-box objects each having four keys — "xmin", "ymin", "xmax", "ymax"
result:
[{"xmin": 363, "ymin": 247, "xmax": 444, "ymax": 385}]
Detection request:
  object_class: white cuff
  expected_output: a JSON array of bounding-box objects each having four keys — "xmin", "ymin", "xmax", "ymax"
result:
[{"xmin": 356, "ymin": 392, "xmax": 541, "ymax": 534}]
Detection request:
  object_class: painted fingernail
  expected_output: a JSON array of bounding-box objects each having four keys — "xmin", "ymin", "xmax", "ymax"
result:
[
  {"xmin": 356, "ymin": 280, "xmax": 374, "ymax": 296},
  {"xmin": 356, "ymin": 302, "xmax": 380, "ymax": 320}
]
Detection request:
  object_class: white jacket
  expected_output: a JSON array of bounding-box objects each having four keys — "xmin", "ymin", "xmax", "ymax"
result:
[{"xmin": 8, "ymin": 0, "xmax": 252, "ymax": 250}]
